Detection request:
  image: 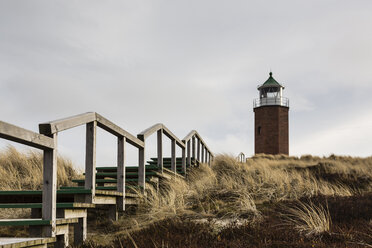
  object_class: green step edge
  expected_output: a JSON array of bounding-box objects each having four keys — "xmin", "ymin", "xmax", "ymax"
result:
[
  {"xmin": 0, "ymin": 219, "xmax": 51, "ymax": 226},
  {"xmin": 60, "ymin": 186, "xmax": 139, "ymax": 191},
  {"xmin": 96, "ymin": 166, "xmax": 159, "ymax": 171},
  {"xmin": 150, "ymin": 157, "xmax": 197, "ymax": 161},
  {"xmin": 71, "ymin": 178, "xmax": 152, "ymax": 183},
  {"xmin": 0, "ymin": 189, "xmax": 91, "ymax": 195},
  {"xmin": 83, "ymin": 172, "xmax": 159, "ymax": 176},
  {"xmin": 0, "ymin": 218, "xmax": 78, "ymax": 226}
]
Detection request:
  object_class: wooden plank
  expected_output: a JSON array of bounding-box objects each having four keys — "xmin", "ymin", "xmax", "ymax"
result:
[
  {"xmin": 138, "ymin": 124, "xmax": 185, "ymax": 148},
  {"xmin": 0, "ymin": 219, "xmax": 51, "ymax": 226},
  {"xmin": 91, "ymin": 171, "xmax": 159, "ymax": 177},
  {"xmin": 72, "ymin": 179, "xmax": 116, "ymax": 183},
  {"xmin": 157, "ymin": 129, "xmax": 163, "ymax": 172},
  {"xmin": 0, "ymin": 203, "xmax": 43, "ymax": 208},
  {"xmin": 182, "ymin": 130, "xmax": 196, "ymax": 143},
  {"xmin": 39, "ymin": 112, "xmax": 144, "ymax": 148},
  {"xmin": 95, "ymin": 190, "xmax": 123, "ymax": 196},
  {"xmin": 117, "ymin": 136, "xmax": 126, "ymax": 211},
  {"xmin": 0, "ymin": 218, "xmax": 78, "ymax": 226},
  {"xmin": 0, "ymin": 121, "xmax": 54, "ymax": 150},
  {"xmin": 60, "ymin": 186, "xmax": 117, "ymax": 190},
  {"xmin": 55, "ymin": 224, "xmax": 69, "ymax": 248},
  {"xmin": 201, "ymin": 144, "xmax": 205, "ymax": 163},
  {"xmin": 96, "ymin": 113, "xmax": 144, "ymax": 149},
  {"xmin": 84, "ymin": 121, "xmax": 97, "ymax": 203},
  {"xmin": 197, "ymin": 139, "xmax": 200, "ymax": 161},
  {"xmin": 59, "ymin": 209, "xmax": 86, "ymax": 219},
  {"xmin": 162, "ymin": 126, "xmax": 185, "ymax": 148},
  {"xmin": 187, "ymin": 140, "xmax": 191, "ymax": 167},
  {"xmin": 39, "ymin": 112, "xmax": 96, "ymax": 135},
  {"xmin": 138, "ymin": 146, "xmax": 145, "ymax": 190},
  {"xmin": 74, "ymin": 216, "xmax": 86, "ymax": 245},
  {"xmin": 42, "ymin": 133, "xmax": 57, "ymax": 237},
  {"xmin": 92, "ymin": 196, "xmax": 116, "ymax": 205},
  {"xmin": 182, "ymin": 130, "xmax": 213, "ymax": 158},
  {"xmin": 192, "ymin": 136, "xmax": 196, "ymax": 160},
  {"xmin": 0, "ymin": 237, "xmax": 56, "ymax": 248},
  {"xmin": 138, "ymin": 123, "xmax": 163, "ymax": 139},
  {"xmin": 171, "ymin": 139, "xmax": 176, "ymax": 173},
  {"xmin": 72, "ymin": 178, "xmax": 152, "ymax": 183},
  {"xmin": 182, "ymin": 147, "xmax": 186, "ymax": 174}
]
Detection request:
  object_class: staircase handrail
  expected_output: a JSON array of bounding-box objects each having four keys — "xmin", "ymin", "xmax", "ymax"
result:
[
  {"xmin": 0, "ymin": 120, "xmax": 57, "ymax": 237},
  {"xmin": 138, "ymin": 123, "xmax": 185, "ymax": 148},
  {"xmin": 137, "ymin": 124, "xmax": 187, "ymax": 189},
  {"xmin": 39, "ymin": 112, "xmax": 143, "ymax": 148},
  {"xmin": 182, "ymin": 130, "xmax": 214, "ymax": 166},
  {"xmin": 39, "ymin": 112, "xmax": 143, "ymax": 210}
]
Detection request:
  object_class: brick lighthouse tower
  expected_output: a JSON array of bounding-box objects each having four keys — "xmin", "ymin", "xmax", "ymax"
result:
[{"xmin": 253, "ymin": 72, "xmax": 289, "ymax": 155}]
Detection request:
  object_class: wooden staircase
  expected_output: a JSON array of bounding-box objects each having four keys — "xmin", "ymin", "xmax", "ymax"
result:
[{"xmin": 0, "ymin": 113, "xmax": 213, "ymax": 248}]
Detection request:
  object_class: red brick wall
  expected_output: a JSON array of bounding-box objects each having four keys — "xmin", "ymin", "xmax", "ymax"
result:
[{"xmin": 254, "ymin": 106, "xmax": 289, "ymax": 155}]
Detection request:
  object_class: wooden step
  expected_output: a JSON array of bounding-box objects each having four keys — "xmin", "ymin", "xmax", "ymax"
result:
[
  {"xmin": 151, "ymin": 157, "xmax": 190, "ymax": 161},
  {"xmin": 71, "ymin": 178, "xmax": 152, "ymax": 184},
  {"xmin": 96, "ymin": 166, "xmax": 159, "ymax": 172},
  {"xmin": 60, "ymin": 186, "xmax": 139, "ymax": 191},
  {"xmin": 96, "ymin": 165, "xmax": 184, "ymax": 174},
  {"xmin": 0, "ymin": 218, "xmax": 78, "ymax": 226},
  {"xmin": 0, "ymin": 237, "xmax": 56, "ymax": 248},
  {"xmin": 0, "ymin": 203, "xmax": 95, "ymax": 209},
  {"xmin": 83, "ymin": 171, "xmax": 160, "ymax": 179},
  {"xmin": 0, "ymin": 189, "xmax": 120, "ymax": 196}
]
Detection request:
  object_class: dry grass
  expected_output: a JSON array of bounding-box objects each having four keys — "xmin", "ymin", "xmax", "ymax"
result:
[
  {"xmin": 281, "ymin": 201, "xmax": 331, "ymax": 237},
  {"xmin": 0, "ymin": 146, "xmax": 78, "ymax": 190},
  {"xmin": 0, "ymin": 147, "xmax": 371, "ymax": 246},
  {"xmin": 0, "ymin": 146, "xmax": 79, "ymax": 221},
  {"xmin": 97, "ymin": 153, "xmax": 372, "ymax": 247}
]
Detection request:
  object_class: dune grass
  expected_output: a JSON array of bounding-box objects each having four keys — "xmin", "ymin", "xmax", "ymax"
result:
[
  {"xmin": 281, "ymin": 201, "xmax": 331, "ymax": 237},
  {"xmin": 0, "ymin": 146, "xmax": 78, "ymax": 190},
  {"xmin": 0, "ymin": 147, "xmax": 371, "ymax": 247},
  {"xmin": 0, "ymin": 146, "xmax": 79, "ymax": 221},
  {"xmin": 88, "ymin": 153, "xmax": 372, "ymax": 247}
]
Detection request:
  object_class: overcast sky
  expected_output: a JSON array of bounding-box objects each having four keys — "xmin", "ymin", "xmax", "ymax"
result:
[{"xmin": 1, "ymin": 1, "xmax": 372, "ymax": 168}]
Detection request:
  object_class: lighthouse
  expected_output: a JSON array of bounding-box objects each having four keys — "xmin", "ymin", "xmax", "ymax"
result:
[{"xmin": 253, "ymin": 72, "xmax": 289, "ymax": 155}]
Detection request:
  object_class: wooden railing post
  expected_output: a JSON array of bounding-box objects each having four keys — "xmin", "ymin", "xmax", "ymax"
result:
[
  {"xmin": 138, "ymin": 133, "xmax": 146, "ymax": 190},
  {"xmin": 205, "ymin": 150, "xmax": 208, "ymax": 163},
  {"xmin": 182, "ymin": 146, "xmax": 186, "ymax": 175},
  {"xmin": 171, "ymin": 139, "xmax": 176, "ymax": 173},
  {"xmin": 85, "ymin": 121, "xmax": 97, "ymax": 203},
  {"xmin": 157, "ymin": 129, "xmax": 163, "ymax": 172},
  {"xmin": 192, "ymin": 136, "xmax": 196, "ymax": 161},
  {"xmin": 201, "ymin": 144, "xmax": 205, "ymax": 163},
  {"xmin": 42, "ymin": 133, "xmax": 57, "ymax": 237},
  {"xmin": 186, "ymin": 140, "xmax": 191, "ymax": 167},
  {"xmin": 117, "ymin": 136, "xmax": 126, "ymax": 211},
  {"xmin": 197, "ymin": 138, "xmax": 200, "ymax": 162}
]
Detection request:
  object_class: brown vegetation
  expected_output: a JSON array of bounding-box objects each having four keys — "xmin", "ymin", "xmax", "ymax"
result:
[
  {"xmin": 86, "ymin": 154, "xmax": 372, "ymax": 247},
  {"xmin": 0, "ymin": 148, "xmax": 371, "ymax": 247}
]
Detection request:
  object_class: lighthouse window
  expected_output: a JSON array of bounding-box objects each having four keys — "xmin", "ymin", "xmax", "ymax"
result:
[{"xmin": 258, "ymin": 126, "xmax": 261, "ymax": 135}]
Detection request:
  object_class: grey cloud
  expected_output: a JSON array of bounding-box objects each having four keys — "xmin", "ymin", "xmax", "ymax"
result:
[{"xmin": 1, "ymin": 0, "xmax": 372, "ymax": 166}]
